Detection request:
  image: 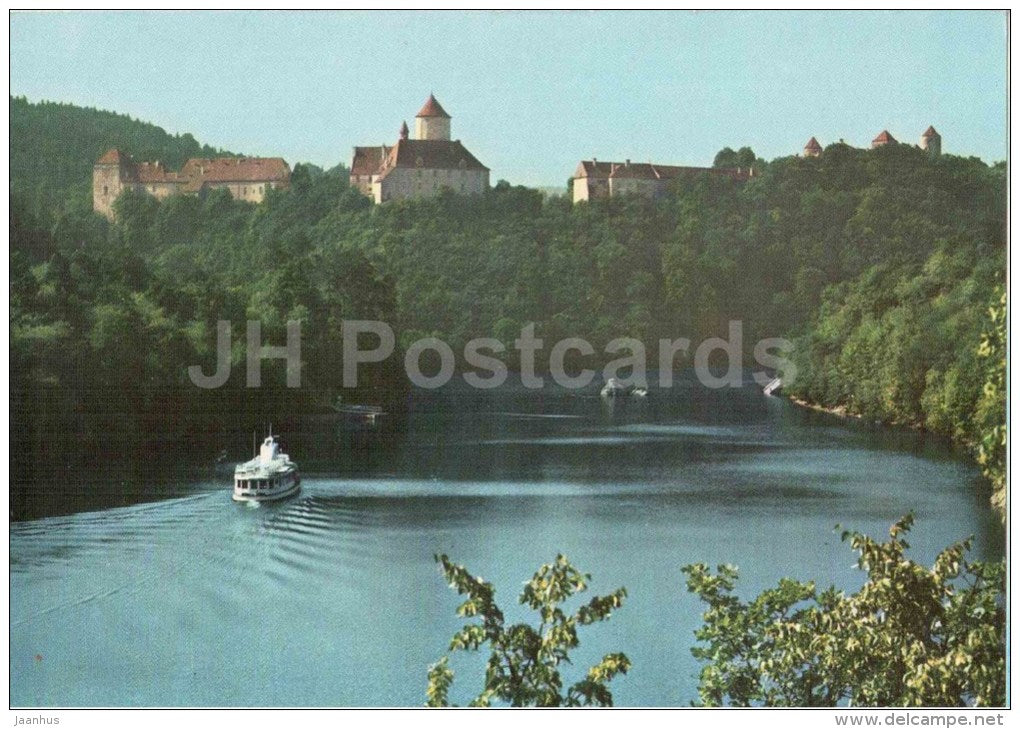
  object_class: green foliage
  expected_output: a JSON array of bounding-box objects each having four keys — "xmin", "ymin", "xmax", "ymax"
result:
[
  {"xmin": 974, "ymin": 288, "xmax": 1007, "ymax": 513},
  {"xmin": 788, "ymin": 239, "xmax": 1005, "ymax": 509},
  {"xmin": 8, "ymin": 98, "xmax": 1006, "ymax": 513},
  {"xmin": 10, "ymin": 157, "xmax": 392, "ymax": 511},
  {"xmin": 713, "ymin": 146, "xmax": 759, "ymax": 169},
  {"xmin": 683, "ymin": 515, "xmax": 1005, "ymax": 707},
  {"xmin": 10, "ymin": 95, "xmax": 234, "ymax": 224},
  {"xmin": 426, "ymin": 554, "xmax": 629, "ymax": 707}
]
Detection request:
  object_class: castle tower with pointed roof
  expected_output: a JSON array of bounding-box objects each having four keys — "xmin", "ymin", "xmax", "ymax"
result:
[
  {"xmin": 920, "ymin": 125, "xmax": 941, "ymax": 157},
  {"xmin": 803, "ymin": 137, "xmax": 822, "ymax": 158},
  {"xmin": 350, "ymin": 94, "xmax": 489, "ymax": 203},
  {"xmin": 871, "ymin": 130, "xmax": 896, "ymax": 149},
  {"xmin": 414, "ymin": 94, "xmax": 451, "ymax": 141},
  {"xmin": 92, "ymin": 148, "xmax": 130, "ymax": 218}
]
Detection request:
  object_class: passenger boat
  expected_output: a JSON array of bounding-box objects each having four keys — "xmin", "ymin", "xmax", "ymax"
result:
[{"xmin": 233, "ymin": 434, "xmax": 301, "ymax": 502}]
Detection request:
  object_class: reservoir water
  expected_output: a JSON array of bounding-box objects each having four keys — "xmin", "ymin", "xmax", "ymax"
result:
[{"xmin": 9, "ymin": 379, "xmax": 1003, "ymax": 706}]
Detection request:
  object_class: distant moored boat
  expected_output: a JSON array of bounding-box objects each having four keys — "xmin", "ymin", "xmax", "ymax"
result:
[{"xmin": 334, "ymin": 398, "xmax": 386, "ymax": 426}]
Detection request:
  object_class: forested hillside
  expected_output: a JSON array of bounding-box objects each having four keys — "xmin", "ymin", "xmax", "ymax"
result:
[
  {"xmin": 8, "ymin": 99, "xmax": 1007, "ymax": 512},
  {"xmin": 10, "ymin": 96, "xmax": 234, "ymax": 222}
]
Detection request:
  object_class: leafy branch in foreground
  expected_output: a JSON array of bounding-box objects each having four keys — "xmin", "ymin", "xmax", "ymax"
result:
[
  {"xmin": 683, "ymin": 514, "xmax": 1005, "ymax": 707},
  {"xmin": 426, "ymin": 554, "xmax": 629, "ymax": 707},
  {"xmin": 975, "ymin": 287, "xmax": 1006, "ymax": 515}
]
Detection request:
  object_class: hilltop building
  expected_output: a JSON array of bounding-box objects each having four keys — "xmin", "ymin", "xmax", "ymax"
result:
[
  {"xmin": 571, "ymin": 159, "xmax": 753, "ymax": 203},
  {"xmin": 93, "ymin": 149, "xmax": 290, "ymax": 219},
  {"xmin": 920, "ymin": 126, "xmax": 942, "ymax": 156},
  {"xmin": 350, "ymin": 94, "xmax": 490, "ymax": 204},
  {"xmin": 800, "ymin": 127, "xmax": 942, "ymax": 158},
  {"xmin": 871, "ymin": 130, "xmax": 896, "ymax": 149},
  {"xmin": 803, "ymin": 137, "xmax": 823, "ymax": 158}
]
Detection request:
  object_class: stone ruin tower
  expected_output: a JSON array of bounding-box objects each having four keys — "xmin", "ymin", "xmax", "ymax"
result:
[{"xmin": 920, "ymin": 126, "xmax": 942, "ymax": 157}]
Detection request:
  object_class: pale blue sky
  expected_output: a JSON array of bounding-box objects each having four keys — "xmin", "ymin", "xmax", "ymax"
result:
[{"xmin": 10, "ymin": 10, "xmax": 1008, "ymax": 186}]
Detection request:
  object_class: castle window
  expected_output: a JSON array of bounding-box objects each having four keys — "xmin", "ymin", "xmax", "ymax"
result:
[{"xmin": 103, "ymin": 185, "xmax": 108, "ymax": 195}]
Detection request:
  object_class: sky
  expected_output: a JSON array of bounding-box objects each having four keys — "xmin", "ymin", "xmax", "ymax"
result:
[{"xmin": 9, "ymin": 10, "xmax": 1009, "ymax": 187}]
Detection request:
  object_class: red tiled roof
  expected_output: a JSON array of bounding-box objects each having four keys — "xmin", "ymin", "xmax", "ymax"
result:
[
  {"xmin": 377, "ymin": 139, "xmax": 487, "ymax": 176},
  {"xmin": 97, "ymin": 148, "xmax": 128, "ymax": 165},
  {"xmin": 180, "ymin": 157, "xmax": 290, "ymax": 183},
  {"xmin": 608, "ymin": 162, "xmax": 663, "ymax": 180},
  {"xmin": 351, "ymin": 146, "xmax": 389, "ymax": 176},
  {"xmin": 654, "ymin": 164, "xmax": 752, "ymax": 181},
  {"xmin": 873, "ymin": 130, "xmax": 896, "ymax": 144},
  {"xmin": 132, "ymin": 161, "xmax": 182, "ymax": 184},
  {"xmin": 576, "ymin": 159, "xmax": 752, "ymax": 181},
  {"xmin": 575, "ymin": 160, "xmax": 619, "ymax": 178},
  {"xmin": 97, "ymin": 149, "xmax": 290, "ymax": 191},
  {"xmin": 922, "ymin": 125, "xmax": 939, "ymax": 137},
  {"xmin": 804, "ymin": 137, "xmax": 823, "ymax": 151},
  {"xmin": 415, "ymin": 94, "xmax": 450, "ymax": 119}
]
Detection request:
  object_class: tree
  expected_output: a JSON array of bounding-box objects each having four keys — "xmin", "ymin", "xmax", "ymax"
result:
[
  {"xmin": 426, "ymin": 554, "xmax": 630, "ymax": 707},
  {"xmin": 9, "ymin": 94, "xmax": 1007, "ymax": 518},
  {"xmin": 974, "ymin": 287, "xmax": 1006, "ymax": 515},
  {"xmin": 683, "ymin": 515, "xmax": 1005, "ymax": 707},
  {"xmin": 713, "ymin": 146, "xmax": 757, "ymax": 168},
  {"xmin": 713, "ymin": 147, "xmax": 738, "ymax": 168}
]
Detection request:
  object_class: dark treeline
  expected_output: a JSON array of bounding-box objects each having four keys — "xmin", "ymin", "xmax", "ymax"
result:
[{"xmin": 9, "ymin": 97, "xmax": 1006, "ymax": 514}]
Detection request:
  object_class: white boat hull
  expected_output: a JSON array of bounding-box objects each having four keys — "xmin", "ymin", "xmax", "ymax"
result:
[
  {"xmin": 233, "ymin": 435, "xmax": 301, "ymax": 503},
  {"xmin": 232, "ymin": 477, "xmax": 301, "ymax": 503}
]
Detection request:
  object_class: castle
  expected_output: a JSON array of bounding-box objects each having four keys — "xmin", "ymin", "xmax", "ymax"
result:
[
  {"xmin": 350, "ymin": 95, "xmax": 490, "ymax": 204},
  {"xmin": 92, "ymin": 149, "xmax": 291, "ymax": 219},
  {"xmin": 572, "ymin": 125, "xmax": 942, "ymax": 203},
  {"xmin": 572, "ymin": 160, "xmax": 753, "ymax": 203},
  {"xmin": 92, "ymin": 102, "xmax": 946, "ymax": 217},
  {"xmin": 802, "ymin": 126, "xmax": 942, "ymax": 157}
]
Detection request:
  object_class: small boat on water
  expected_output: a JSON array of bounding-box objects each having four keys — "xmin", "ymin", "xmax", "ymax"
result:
[
  {"xmin": 334, "ymin": 398, "xmax": 386, "ymax": 426},
  {"xmin": 233, "ymin": 434, "xmax": 300, "ymax": 503},
  {"xmin": 763, "ymin": 377, "xmax": 783, "ymax": 396},
  {"xmin": 600, "ymin": 377, "xmax": 629, "ymax": 397},
  {"xmin": 600, "ymin": 377, "xmax": 650, "ymax": 398}
]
